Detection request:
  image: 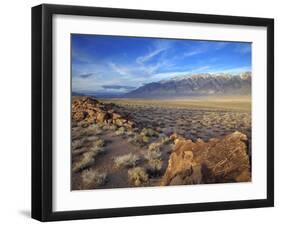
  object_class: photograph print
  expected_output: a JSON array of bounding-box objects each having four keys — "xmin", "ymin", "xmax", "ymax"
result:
[{"xmin": 71, "ymin": 34, "xmax": 252, "ymax": 190}]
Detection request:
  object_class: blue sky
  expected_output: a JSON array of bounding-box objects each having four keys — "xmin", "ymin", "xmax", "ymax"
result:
[{"xmin": 72, "ymin": 34, "xmax": 251, "ymax": 94}]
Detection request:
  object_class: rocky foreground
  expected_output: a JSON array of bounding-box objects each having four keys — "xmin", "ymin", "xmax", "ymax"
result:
[{"xmin": 71, "ymin": 96, "xmax": 251, "ymax": 189}]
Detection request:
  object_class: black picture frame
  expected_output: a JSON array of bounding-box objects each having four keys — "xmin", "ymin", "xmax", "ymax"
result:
[{"xmin": 32, "ymin": 3, "xmax": 274, "ymax": 222}]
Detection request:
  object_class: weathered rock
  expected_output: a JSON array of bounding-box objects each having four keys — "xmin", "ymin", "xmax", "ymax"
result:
[
  {"xmin": 96, "ymin": 111, "xmax": 109, "ymax": 123},
  {"xmin": 160, "ymin": 149, "xmax": 200, "ymax": 185},
  {"xmin": 73, "ymin": 111, "xmax": 88, "ymax": 121},
  {"xmin": 72, "ymin": 96, "xmax": 133, "ymax": 128},
  {"xmin": 85, "ymin": 111, "xmax": 97, "ymax": 123},
  {"xmin": 115, "ymin": 118, "xmax": 126, "ymax": 127},
  {"xmin": 112, "ymin": 113, "xmax": 122, "ymax": 120},
  {"xmin": 160, "ymin": 131, "xmax": 251, "ymax": 186},
  {"xmin": 125, "ymin": 120, "xmax": 135, "ymax": 129},
  {"xmin": 169, "ymin": 164, "xmax": 202, "ymax": 185}
]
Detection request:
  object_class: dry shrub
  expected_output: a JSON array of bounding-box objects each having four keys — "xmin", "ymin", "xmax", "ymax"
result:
[
  {"xmin": 86, "ymin": 126, "xmax": 103, "ymax": 136},
  {"xmin": 148, "ymin": 142, "xmax": 161, "ymax": 152},
  {"xmin": 81, "ymin": 123, "xmax": 89, "ymax": 128},
  {"xmin": 127, "ymin": 137, "xmax": 135, "ymax": 143},
  {"xmin": 86, "ymin": 138, "xmax": 106, "ymax": 157},
  {"xmin": 87, "ymin": 136, "xmax": 99, "ymax": 142},
  {"xmin": 72, "ymin": 152, "xmax": 95, "ymax": 173},
  {"xmin": 128, "ymin": 134, "xmax": 141, "ymax": 146},
  {"xmin": 159, "ymin": 134, "xmax": 171, "ymax": 144},
  {"xmin": 141, "ymin": 128, "xmax": 157, "ymax": 137},
  {"xmin": 145, "ymin": 141, "xmax": 162, "ymax": 161},
  {"xmin": 72, "ymin": 137, "xmax": 88, "ymax": 150},
  {"xmin": 72, "ymin": 138, "xmax": 106, "ymax": 173},
  {"xmin": 145, "ymin": 149, "xmax": 162, "ymax": 160},
  {"xmin": 72, "ymin": 138, "xmax": 105, "ymax": 158},
  {"xmin": 94, "ymin": 138, "xmax": 105, "ymax": 148},
  {"xmin": 142, "ymin": 135, "xmax": 150, "ymax": 143},
  {"xmin": 125, "ymin": 130, "xmax": 134, "ymax": 137},
  {"xmin": 72, "ymin": 121, "xmax": 78, "ymax": 128},
  {"xmin": 72, "ymin": 147, "xmax": 88, "ymax": 157},
  {"xmin": 128, "ymin": 167, "xmax": 149, "ymax": 186},
  {"xmin": 72, "ymin": 130, "xmax": 83, "ymax": 140},
  {"xmin": 89, "ymin": 146, "xmax": 106, "ymax": 156},
  {"xmin": 109, "ymin": 124, "xmax": 117, "ymax": 131},
  {"xmin": 102, "ymin": 124, "xmax": 111, "ymax": 130},
  {"xmin": 114, "ymin": 153, "xmax": 140, "ymax": 168},
  {"xmin": 88, "ymin": 124, "xmax": 101, "ymax": 130},
  {"xmin": 81, "ymin": 169, "xmax": 107, "ymax": 188},
  {"xmin": 115, "ymin": 127, "xmax": 126, "ymax": 136},
  {"xmin": 147, "ymin": 158, "xmax": 163, "ymax": 175},
  {"xmin": 145, "ymin": 141, "xmax": 164, "ymax": 175}
]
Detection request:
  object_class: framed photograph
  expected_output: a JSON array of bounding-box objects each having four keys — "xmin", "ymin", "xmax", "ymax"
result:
[{"xmin": 32, "ymin": 4, "xmax": 274, "ymax": 221}]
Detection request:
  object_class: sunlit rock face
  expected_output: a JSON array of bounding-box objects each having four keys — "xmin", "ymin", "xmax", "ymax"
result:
[{"xmin": 160, "ymin": 131, "xmax": 251, "ymax": 186}]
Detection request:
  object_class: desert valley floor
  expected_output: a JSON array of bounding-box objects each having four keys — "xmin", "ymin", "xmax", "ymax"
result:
[{"xmin": 71, "ymin": 96, "xmax": 251, "ymax": 190}]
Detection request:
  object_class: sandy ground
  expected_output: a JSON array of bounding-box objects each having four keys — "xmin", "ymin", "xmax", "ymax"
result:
[{"xmin": 72, "ymin": 130, "xmax": 170, "ymax": 190}]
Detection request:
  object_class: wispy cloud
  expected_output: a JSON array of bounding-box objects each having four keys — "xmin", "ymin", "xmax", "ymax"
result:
[
  {"xmin": 136, "ymin": 39, "xmax": 173, "ymax": 65},
  {"xmin": 136, "ymin": 47, "xmax": 166, "ymax": 64},
  {"xmin": 191, "ymin": 65, "xmax": 212, "ymax": 73},
  {"xmin": 108, "ymin": 59, "xmax": 174, "ymax": 84},
  {"xmin": 183, "ymin": 41, "xmax": 228, "ymax": 58},
  {"xmin": 184, "ymin": 49, "xmax": 204, "ymax": 57},
  {"xmin": 108, "ymin": 62, "xmax": 131, "ymax": 77}
]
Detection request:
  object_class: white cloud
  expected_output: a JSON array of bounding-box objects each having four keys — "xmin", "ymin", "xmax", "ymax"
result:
[
  {"xmin": 136, "ymin": 39, "xmax": 173, "ymax": 65},
  {"xmin": 136, "ymin": 47, "xmax": 166, "ymax": 64},
  {"xmin": 184, "ymin": 49, "xmax": 204, "ymax": 57},
  {"xmin": 191, "ymin": 65, "xmax": 211, "ymax": 72},
  {"xmin": 183, "ymin": 42, "xmax": 228, "ymax": 59},
  {"xmin": 108, "ymin": 62, "xmax": 131, "ymax": 77}
]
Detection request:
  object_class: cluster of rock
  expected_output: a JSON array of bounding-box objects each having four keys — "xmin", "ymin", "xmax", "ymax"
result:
[
  {"xmin": 160, "ymin": 131, "xmax": 251, "ymax": 185},
  {"xmin": 72, "ymin": 97, "xmax": 135, "ymax": 129}
]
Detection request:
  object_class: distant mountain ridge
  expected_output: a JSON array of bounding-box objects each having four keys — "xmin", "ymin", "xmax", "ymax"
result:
[{"xmin": 124, "ymin": 72, "xmax": 251, "ymax": 98}]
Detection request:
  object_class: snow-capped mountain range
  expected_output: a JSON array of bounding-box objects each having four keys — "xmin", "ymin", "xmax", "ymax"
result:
[{"xmin": 124, "ymin": 72, "xmax": 251, "ymax": 98}]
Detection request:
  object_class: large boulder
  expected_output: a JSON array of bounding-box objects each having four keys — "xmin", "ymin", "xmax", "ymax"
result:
[{"xmin": 160, "ymin": 131, "xmax": 251, "ymax": 186}]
